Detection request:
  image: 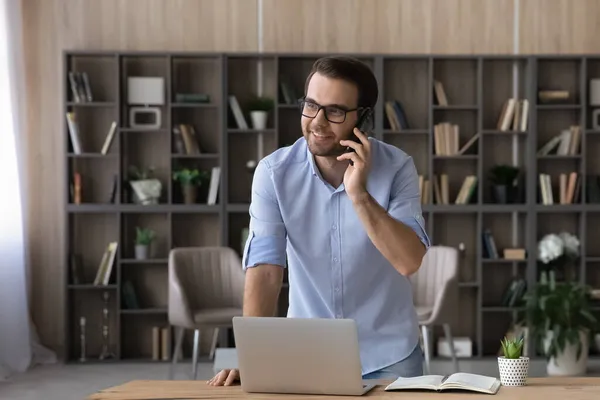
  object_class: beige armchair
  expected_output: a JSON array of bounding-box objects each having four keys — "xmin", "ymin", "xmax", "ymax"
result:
[
  {"xmin": 410, "ymin": 245, "xmax": 460, "ymax": 374},
  {"xmin": 168, "ymin": 246, "xmax": 245, "ymax": 379}
]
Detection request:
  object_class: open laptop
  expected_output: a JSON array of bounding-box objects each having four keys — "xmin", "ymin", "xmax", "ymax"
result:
[{"xmin": 232, "ymin": 316, "xmax": 377, "ymax": 396}]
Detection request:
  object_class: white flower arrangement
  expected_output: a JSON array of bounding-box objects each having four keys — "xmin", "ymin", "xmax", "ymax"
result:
[{"xmin": 537, "ymin": 231, "xmax": 580, "ymax": 264}]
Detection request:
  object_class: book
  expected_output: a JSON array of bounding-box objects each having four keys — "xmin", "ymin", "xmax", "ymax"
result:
[{"xmin": 385, "ymin": 373, "xmax": 501, "ymax": 395}]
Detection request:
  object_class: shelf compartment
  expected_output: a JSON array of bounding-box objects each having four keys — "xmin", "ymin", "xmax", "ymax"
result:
[
  {"xmin": 481, "ymin": 134, "xmax": 527, "ymax": 205},
  {"xmin": 171, "ymin": 213, "xmax": 221, "ymax": 248},
  {"xmin": 67, "ymin": 288, "xmax": 119, "ymax": 362},
  {"xmin": 536, "ymin": 58, "xmax": 582, "ymax": 105},
  {"xmin": 172, "ymin": 107, "xmax": 221, "ymax": 154},
  {"xmin": 227, "ymin": 56, "xmax": 277, "ymax": 130},
  {"xmin": 384, "ymin": 134, "xmax": 429, "ymax": 178},
  {"xmin": 432, "ymin": 58, "xmax": 478, "ymax": 106},
  {"xmin": 120, "ymin": 314, "xmax": 170, "ymax": 361},
  {"xmin": 67, "ymin": 55, "xmax": 118, "ymax": 103},
  {"xmin": 68, "ymin": 157, "xmax": 119, "ymax": 205},
  {"xmin": 433, "ymin": 213, "xmax": 478, "ymax": 283},
  {"xmin": 383, "ymin": 58, "xmax": 430, "ymax": 130},
  {"xmin": 121, "ymin": 129, "xmax": 170, "ymax": 205},
  {"xmin": 120, "ymin": 55, "xmax": 169, "ymax": 130},
  {"xmin": 67, "ymin": 212, "xmax": 119, "ymax": 286},
  {"xmin": 120, "ymin": 213, "xmax": 169, "ymax": 260},
  {"xmin": 171, "ymin": 55, "xmax": 221, "ymax": 106}
]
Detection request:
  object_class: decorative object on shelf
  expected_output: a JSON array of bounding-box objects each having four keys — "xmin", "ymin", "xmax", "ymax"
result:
[
  {"xmin": 134, "ymin": 227, "xmax": 156, "ymax": 260},
  {"xmin": 524, "ymin": 270, "xmax": 597, "ymax": 376},
  {"xmin": 99, "ymin": 291, "xmax": 116, "ymax": 360},
  {"xmin": 79, "ymin": 316, "xmax": 87, "ymax": 362},
  {"xmin": 127, "ymin": 77, "xmax": 165, "ymax": 129},
  {"xmin": 592, "ymin": 109, "xmax": 600, "ymax": 130},
  {"xmin": 498, "ymin": 336, "xmax": 528, "ymax": 386},
  {"xmin": 488, "ymin": 164, "xmax": 520, "ymax": 204},
  {"xmin": 128, "ymin": 165, "xmax": 161, "ymax": 205},
  {"xmin": 503, "ymin": 248, "xmax": 526, "ymax": 260},
  {"xmin": 537, "ymin": 231, "xmax": 580, "ymax": 281},
  {"xmin": 172, "ymin": 168, "xmax": 209, "ymax": 204},
  {"xmin": 175, "ymin": 92, "xmax": 210, "ymax": 104},
  {"xmin": 247, "ymin": 95, "xmax": 274, "ymax": 130},
  {"xmin": 589, "ymin": 79, "xmax": 600, "ymax": 106},
  {"xmin": 245, "ymin": 159, "xmax": 257, "ymax": 174}
]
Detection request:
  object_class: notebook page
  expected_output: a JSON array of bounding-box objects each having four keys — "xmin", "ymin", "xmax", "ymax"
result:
[
  {"xmin": 443, "ymin": 373, "xmax": 498, "ymax": 391},
  {"xmin": 386, "ymin": 375, "xmax": 445, "ymax": 390}
]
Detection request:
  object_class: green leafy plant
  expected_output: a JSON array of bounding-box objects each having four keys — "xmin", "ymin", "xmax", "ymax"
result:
[
  {"xmin": 488, "ymin": 164, "xmax": 520, "ymax": 186},
  {"xmin": 172, "ymin": 168, "xmax": 209, "ymax": 186},
  {"xmin": 500, "ymin": 336, "xmax": 525, "ymax": 359},
  {"xmin": 135, "ymin": 227, "xmax": 156, "ymax": 245},
  {"xmin": 247, "ymin": 95, "xmax": 274, "ymax": 111},
  {"xmin": 523, "ymin": 272, "xmax": 598, "ymax": 362},
  {"xmin": 128, "ymin": 165, "xmax": 155, "ymax": 181}
]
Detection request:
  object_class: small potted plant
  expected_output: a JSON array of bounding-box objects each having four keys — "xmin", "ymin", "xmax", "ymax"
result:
[
  {"xmin": 134, "ymin": 227, "xmax": 156, "ymax": 260},
  {"xmin": 498, "ymin": 336, "xmax": 529, "ymax": 386},
  {"xmin": 488, "ymin": 164, "xmax": 520, "ymax": 204},
  {"xmin": 247, "ymin": 95, "xmax": 274, "ymax": 130},
  {"xmin": 172, "ymin": 168, "xmax": 209, "ymax": 204}
]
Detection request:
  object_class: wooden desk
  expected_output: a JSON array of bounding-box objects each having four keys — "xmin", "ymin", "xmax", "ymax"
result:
[{"xmin": 87, "ymin": 378, "xmax": 600, "ymax": 399}]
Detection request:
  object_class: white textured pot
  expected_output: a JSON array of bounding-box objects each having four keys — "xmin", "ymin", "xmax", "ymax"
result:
[
  {"xmin": 135, "ymin": 244, "xmax": 149, "ymax": 260},
  {"xmin": 250, "ymin": 110, "xmax": 268, "ymax": 130},
  {"xmin": 498, "ymin": 356, "xmax": 529, "ymax": 386},
  {"xmin": 543, "ymin": 330, "xmax": 589, "ymax": 376}
]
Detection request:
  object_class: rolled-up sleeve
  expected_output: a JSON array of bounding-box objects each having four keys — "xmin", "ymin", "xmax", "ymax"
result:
[
  {"xmin": 242, "ymin": 159, "xmax": 287, "ymax": 270},
  {"xmin": 387, "ymin": 157, "xmax": 431, "ymax": 250}
]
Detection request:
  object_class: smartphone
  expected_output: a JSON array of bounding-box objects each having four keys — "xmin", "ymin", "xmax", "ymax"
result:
[{"xmin": 345, "ymin": 108, "xmax": 372, "ymax": 164}]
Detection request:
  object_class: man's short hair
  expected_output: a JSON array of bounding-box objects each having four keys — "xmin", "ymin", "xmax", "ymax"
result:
[{"xmin": 304, "ymin": 56, "xmax": 378, "ymax": 109}]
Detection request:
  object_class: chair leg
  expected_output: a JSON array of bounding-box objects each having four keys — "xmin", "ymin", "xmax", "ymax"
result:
[
  {"xmin": 169, "ymin": 326, "xmax": 185, "ymax": 380},
  {"xmin": 421, "ymin": 325, "xmax": 431, "ymax": 375},
  {"xmin": 209, "ymin": 328, "xmax": 220, "ymax": 361},
  {"xmin": 192, "ymin": 329, "xmax": 201, "ymax": 380},
  {"xmin": 443, "ymin": 323, "xmax": 459, "ymax": 373}
]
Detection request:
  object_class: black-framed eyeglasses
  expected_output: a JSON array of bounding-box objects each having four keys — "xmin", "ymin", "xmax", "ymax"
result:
[{"xmin": 297, "ymin": 97, "xmax": 360, "ymax": 124}]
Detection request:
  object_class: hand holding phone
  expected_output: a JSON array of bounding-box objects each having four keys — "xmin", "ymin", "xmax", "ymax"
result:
[{"xmin": 345, "ymin": 108, "xmax": 372, "ymax": 165}]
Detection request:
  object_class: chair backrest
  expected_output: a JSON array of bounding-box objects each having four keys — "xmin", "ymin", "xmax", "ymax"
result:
[
  {"xmin": 410, "ymin": 245, "xmax": 458, "ymax": 308},
  {"xmin": 169, "ymin": 246, "xmax": 245, "ymax": 310}
]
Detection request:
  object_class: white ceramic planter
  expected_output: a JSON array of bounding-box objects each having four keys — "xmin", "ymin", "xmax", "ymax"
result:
[
  {"xmin": 250, "ymin": 110, "xmax": 268, "ymax": 130},
  {"xmin": 135, "ymin": 244, "xmax": 149, "ymax": 260},
  {"xmin": 543, "ymin": 330, "xmax": 589, "ymax": 376},
  {"xmin": 498, "ymin": 356, "xmax": 529, "ymax": 386}
]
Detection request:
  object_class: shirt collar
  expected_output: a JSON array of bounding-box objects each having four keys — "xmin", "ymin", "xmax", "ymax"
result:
[{"xmin": 305, "ymin": 141, "xmax": 319, "ymax": 177}]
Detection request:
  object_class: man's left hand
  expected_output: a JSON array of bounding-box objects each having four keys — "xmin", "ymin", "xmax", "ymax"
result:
[{"xmin": 337, "ymin": 128, "xmax": 371, "ymax": 203}]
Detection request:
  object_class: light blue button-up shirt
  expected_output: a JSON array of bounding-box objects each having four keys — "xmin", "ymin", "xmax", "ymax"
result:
[{"xmin": 242, "ymin": 136, "xmax": 431, "ymax": 375}]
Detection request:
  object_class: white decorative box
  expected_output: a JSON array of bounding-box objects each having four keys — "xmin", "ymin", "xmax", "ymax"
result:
[{"xmin": 437, "ymin": 336, "xmax": 472, "ymax": 358}]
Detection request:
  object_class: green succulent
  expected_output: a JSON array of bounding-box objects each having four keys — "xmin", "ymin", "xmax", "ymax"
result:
[
  {"xmin": 500, "ymin": 336, "xmax": 524, "ymax": 359},
  {"xmin": 135, "ymin": 227, "xmax": 156, "ymax": 245},
  {"xmin": 172, "ymin": 168, "xmax": 209, "ymax": 186}
]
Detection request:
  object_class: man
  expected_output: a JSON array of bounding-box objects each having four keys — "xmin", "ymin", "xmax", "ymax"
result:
[{"xmin": 209, "ymin": 56, "xmax": 430, "ymax": 386}]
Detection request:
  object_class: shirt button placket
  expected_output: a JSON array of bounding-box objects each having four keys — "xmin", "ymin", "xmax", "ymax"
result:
[{"xmin": 333, "ymin": 195, "xmax": 342, "ymax": 318}]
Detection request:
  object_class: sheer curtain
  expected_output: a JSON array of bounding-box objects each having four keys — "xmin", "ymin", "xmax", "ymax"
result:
[{"xmin": 0, "ymin": 0, "xmax": 56, "ymax": 381}]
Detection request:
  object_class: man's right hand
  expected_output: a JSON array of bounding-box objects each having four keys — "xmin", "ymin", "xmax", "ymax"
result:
[{"xmin": 207, "ymin": 369, "xmax": 239, "ymax": 386}]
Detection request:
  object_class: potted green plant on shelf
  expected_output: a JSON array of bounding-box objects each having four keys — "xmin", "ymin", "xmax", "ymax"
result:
[
  {"xmin": 134, "ymin": 227, "xmax": 156, "ymax": 260},
  {"xmin": 524, "ymin": 270, "xmax": 598, "ymax": 376},
  {"xmin": 498, "ymin": 336, "xmax": 529, "ymax": 386},
  {"xmin": 172, "ymin": 168, "xmax": 209, "ymax": 204},
  {"xmin": 247, "ymin": 95, "xmax": 274, "ymax": 130},
  {"xmin": 488, "ymin": 164, "xmax": 520, "ymax": 204}
]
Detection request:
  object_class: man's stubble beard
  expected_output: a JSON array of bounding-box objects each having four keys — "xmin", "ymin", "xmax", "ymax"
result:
[{"xmin": 304, "ymin": 128, "xmax": 353, "ymax": 158}]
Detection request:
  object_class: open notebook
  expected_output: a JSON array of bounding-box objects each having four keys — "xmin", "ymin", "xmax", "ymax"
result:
[{"xmin": 385, "ymin": 372, "xmax": 501, "ymax": 394}]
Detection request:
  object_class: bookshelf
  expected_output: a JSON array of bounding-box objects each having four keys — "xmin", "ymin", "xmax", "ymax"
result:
[{"xmin": 63, "ymin": 51, "xmax": 600, "ymax": 363}]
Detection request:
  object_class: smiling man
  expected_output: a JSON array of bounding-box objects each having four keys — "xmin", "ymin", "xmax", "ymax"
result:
[{"xmin": 209, "ymin": 56, "xmax": 430, "ymax": 386}]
